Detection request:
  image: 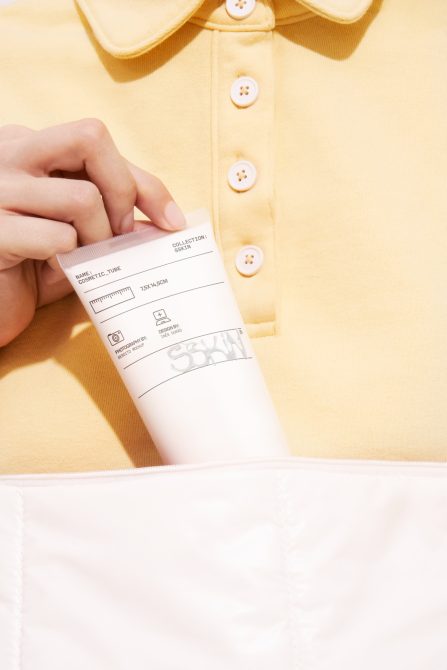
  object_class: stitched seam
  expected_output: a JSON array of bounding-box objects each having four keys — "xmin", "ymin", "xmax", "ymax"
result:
[
  {"xmin": 1, "ymin": 458, "xmax": 446, "ymax": 486},
  {"xmin": 1, "ymin": 462, "xmax": 446, "ymax": 486},
  {"xmin": 275, "ymin": 469, "xmax": 300, "ymax": 669},
  {"xmin": 294, "ymin": 0, "xmax": 371, "ymax": 23},
  {"xmin": 275, "ymin": 12, "xmax": 316, "ymax": 26},
  {"xmin": 12, "ymin": 488, "xmax": 24, "ymax": 670},
  {"xmin": 246, "ymin": 320, "xmax": 276, "ymax": 331},
  {"xmin": 1, "ymin": 463, "xmax": 446, "ymax": 487},
  {"xmin": 261, "ymin": 0, "xmax": 270, "ymax": 25},
  {"xmin": 189, "ymin": 18, "xmax": 273, "ymax": 31},
  {"xmin": 307, "ymin": 0, "xmax": 370, "ymax": 19},
  {"xmin": 76, "ymin": 0, "xmax": 202, "ymax": 57},
  {"xmin": 190, "ymin": 0, "xmax": 275, "ymax": 31},
  {"xmin": 268, "ymin": 27, "xmax": 278, "ymax": 336},
  {"xmin": 210, "ymin": 30, "xmax": 222, "ymax": 250}
]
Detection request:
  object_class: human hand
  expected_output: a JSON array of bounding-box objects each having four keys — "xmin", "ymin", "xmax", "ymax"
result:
[{"xmin": 0, "ymin": 119, "xmax": 186, "ymax": 347}]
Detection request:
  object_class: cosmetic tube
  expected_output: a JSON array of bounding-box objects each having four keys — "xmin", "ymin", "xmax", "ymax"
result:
[{"xmin": 57, "ymin": 207, "xmax": 290, "ymax": 463}]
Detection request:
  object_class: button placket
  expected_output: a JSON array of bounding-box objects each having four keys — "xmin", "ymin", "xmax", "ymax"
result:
[{"xmin": 212, "ymin": 29, "xmax": 276, "ymax": 336}]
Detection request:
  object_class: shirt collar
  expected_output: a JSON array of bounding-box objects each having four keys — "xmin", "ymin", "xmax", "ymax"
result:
[{"xmin": 76, "ymin": 0, "xmax": 374, "ymax": 59}]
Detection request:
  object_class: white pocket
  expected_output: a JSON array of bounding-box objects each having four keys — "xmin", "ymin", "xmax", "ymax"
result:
[{"xmin": 0, "ymin": 456, "xmax": 446, "ymax": 669}]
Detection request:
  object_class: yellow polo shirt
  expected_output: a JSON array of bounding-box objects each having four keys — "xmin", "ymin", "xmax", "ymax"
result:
[{"xmin": 0, "ymin": 0, "xmax": 446, "ymax": 473}]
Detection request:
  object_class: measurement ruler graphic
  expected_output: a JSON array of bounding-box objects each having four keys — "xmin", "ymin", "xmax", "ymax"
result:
[{"xmin": 89, "ymin": 286, "xmax": 135, "ymax": 314}]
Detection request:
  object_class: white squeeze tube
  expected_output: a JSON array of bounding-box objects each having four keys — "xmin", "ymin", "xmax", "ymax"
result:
[{"xmin": 57, "ymin": 207, "xmax": 290, "ymax": 463}]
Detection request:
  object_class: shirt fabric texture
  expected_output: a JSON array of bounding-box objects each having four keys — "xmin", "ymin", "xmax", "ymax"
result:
[{"xmin": 0, "ymin": 0, "xmax": 446, "ymax": 473}]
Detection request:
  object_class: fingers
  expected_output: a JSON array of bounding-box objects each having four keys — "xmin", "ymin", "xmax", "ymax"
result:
[
  {"xmin": 6, "ymin": 118, "xmax": 137, "ymax": 234},
  {"xmin": 36, "ymin": 261, "xmax": 74, "ymax": 306},
  {"xmin": 0, "ymin": 215, "xmax": 77, "ymax": 270},
  {"xmin": 0, "ymin": 118, "xmax": 187, "ymax": 239},
  {"xmin": 127, "ymin": 161, "xmax": 186, "ymax": 231},
  {"xmin": 0, "ymin": 261, "xmax": 38, "ymax": 347},
  {"xmin": 0, "ymin": 176, "xmax": 112, "ymax": 245},
  {"xmin": 0, "ymin": 124, "xmax": 34, "ymax": 142}
]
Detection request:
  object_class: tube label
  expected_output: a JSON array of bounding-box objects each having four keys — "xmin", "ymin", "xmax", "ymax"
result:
[{"xmin": 59, "ymin": 217, "xmax": 254, "ymax": 402}]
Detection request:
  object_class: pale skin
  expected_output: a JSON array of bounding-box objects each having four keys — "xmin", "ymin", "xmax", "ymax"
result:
[{"xmin": 0, "ymin": 118, "xmax": 187, "ymax": 347}]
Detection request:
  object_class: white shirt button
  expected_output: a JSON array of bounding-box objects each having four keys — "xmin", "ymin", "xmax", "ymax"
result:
[
  {"xmin": 225, "ymin": 0, "xmax": 256, "ymax": 20},
  {"xmin": 230, "ymin": 76, "xmax": 259, "ymax": 108},
  {"xmin": 235, "ymin": 245, "xmax": 264, "ymax": 277},
  {"xmin": 227, "ymin": 160, "xmax": 257, "ymax": 192}
]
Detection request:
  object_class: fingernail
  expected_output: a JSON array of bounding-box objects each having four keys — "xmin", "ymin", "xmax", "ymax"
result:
[
  {"xmin": 164, "ymin": 200, "xmax": 187, "ymax": 230},
  {"xmin": 121, "ymin": 211, "xmax": 134, "ymax": 233}
]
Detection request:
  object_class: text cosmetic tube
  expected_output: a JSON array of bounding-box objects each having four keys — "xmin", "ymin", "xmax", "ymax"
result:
[{"xmin": 58, "ymin": 207, "xmax": 290, "ymax": 463}]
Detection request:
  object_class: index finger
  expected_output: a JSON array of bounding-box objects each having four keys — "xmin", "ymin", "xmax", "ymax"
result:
[{"xmin": 7, "ymin": 118, "xmax": 136, "ymax": 234}]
